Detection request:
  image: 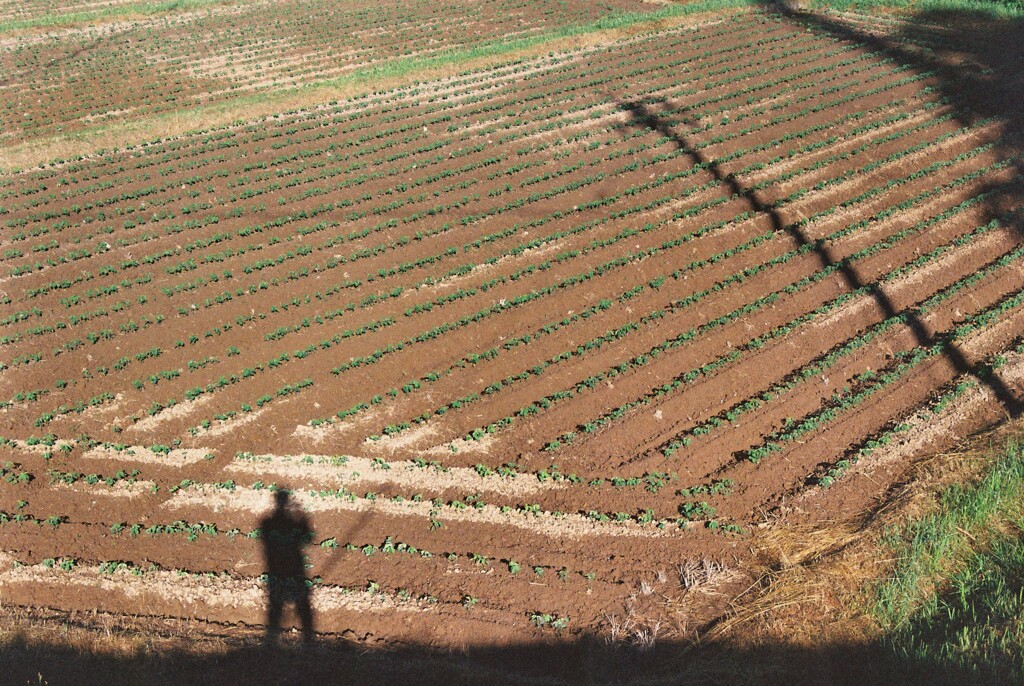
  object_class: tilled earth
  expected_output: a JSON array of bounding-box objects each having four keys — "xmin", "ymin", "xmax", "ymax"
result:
[{"xmin": 1, "ymin": 4, "xmax": 1023, "ymax": 650}]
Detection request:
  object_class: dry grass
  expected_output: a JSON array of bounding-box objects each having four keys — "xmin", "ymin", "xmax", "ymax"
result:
[
  {"xmin": 694, "ymin": 422, "xmax": 1015, "ymax": 656},
  {"xmin": 519, "ymin": 424, "xmax": 1015, "ymax": 666},
  {"xmin": 589, "ymin": 460, "xmax": 962, "ymax": 656}
]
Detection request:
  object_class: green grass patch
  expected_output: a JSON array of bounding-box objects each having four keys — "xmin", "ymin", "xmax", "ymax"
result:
[
  {"xmin": 872, "ymin": 437, "xmax": 1024, "ymax": 680},
  {"xmin": 327, "ymin": 0, "xmax": 756, "ymax": 86},
  {"xmin": 808, "ymin": 0, "xmax": 1024, "ymax": 19}
]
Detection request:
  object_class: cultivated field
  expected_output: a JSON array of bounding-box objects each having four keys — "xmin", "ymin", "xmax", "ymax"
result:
[
  {"xmin": 1, "ymin": 0, "xmax": 1023, "ymax": 650},
  {"xmin": 0, "ymin": 0, "xmax": 649, "ymax": 142}
]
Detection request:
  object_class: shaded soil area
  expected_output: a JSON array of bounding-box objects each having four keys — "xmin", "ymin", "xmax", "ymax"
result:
[{"xmin": 0, "ymin": 603, "xmax": 996, "ymax": 686}]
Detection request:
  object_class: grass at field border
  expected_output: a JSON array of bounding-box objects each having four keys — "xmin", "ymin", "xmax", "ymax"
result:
[
  {"xmin": 871, "ymin": 437, "xmax": 1024, "ymax": 680},
  {"xmin": 699, "ymin": 420, "xmax": 1024, "ymax": 684},
  {"xmin": 810, "ymin": 0, "xmax": 1024, "ymax": 18}
]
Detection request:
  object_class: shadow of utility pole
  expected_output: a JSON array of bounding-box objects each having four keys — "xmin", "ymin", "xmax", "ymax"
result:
[{"xmin": 620, "ymin": 95, "xmax": 1023, "ymax": 417}]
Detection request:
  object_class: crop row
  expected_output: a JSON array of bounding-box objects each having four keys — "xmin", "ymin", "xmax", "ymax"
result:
[
  {"xmin": 4, "ymin": 57, "xmax": 937, "ymax": 430},
  {"xmin": 455, "ymin": 145, "xmax": 1013, "ymax": 450}
]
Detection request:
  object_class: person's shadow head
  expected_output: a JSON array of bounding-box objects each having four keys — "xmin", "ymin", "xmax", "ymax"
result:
[
  {"xmin": 260, "ymin": 488, "xmax": 315, "ymax": 646},
  {"xmin": 273, "ymin": 488, "xmax": 290, "ymax": 512}
]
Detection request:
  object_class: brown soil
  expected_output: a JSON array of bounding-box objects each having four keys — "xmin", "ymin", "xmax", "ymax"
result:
[{"xmin": 1, "ymin": 3, "xmax": 1023, "ymax": 670}]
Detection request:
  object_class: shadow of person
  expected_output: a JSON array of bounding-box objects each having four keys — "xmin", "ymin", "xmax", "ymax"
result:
[{"xmin": 260, "ymin": 489, "xmax": 315, "ymax": 647}]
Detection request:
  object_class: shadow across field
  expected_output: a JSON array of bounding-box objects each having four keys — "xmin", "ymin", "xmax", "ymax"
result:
[
  {"xmin": 2, "ymin": 622, "xmax": 1011, "ymax": 686},
  {"xmin": 764, "ymin": 3, "xmax": 1024, "ymax": 217},
  {"xmin": 618, "ymin": 2, "xmax": 1024, "ymax": 428}
]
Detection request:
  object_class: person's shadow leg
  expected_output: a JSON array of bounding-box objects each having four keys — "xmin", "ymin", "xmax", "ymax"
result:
[
  {"xmin": 265, "ymin": 585, "xmax": 284, "ymax": 648},
  {"xmin": 297, "ymin": 589, "xmax": 315, "ymax": 646}
]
